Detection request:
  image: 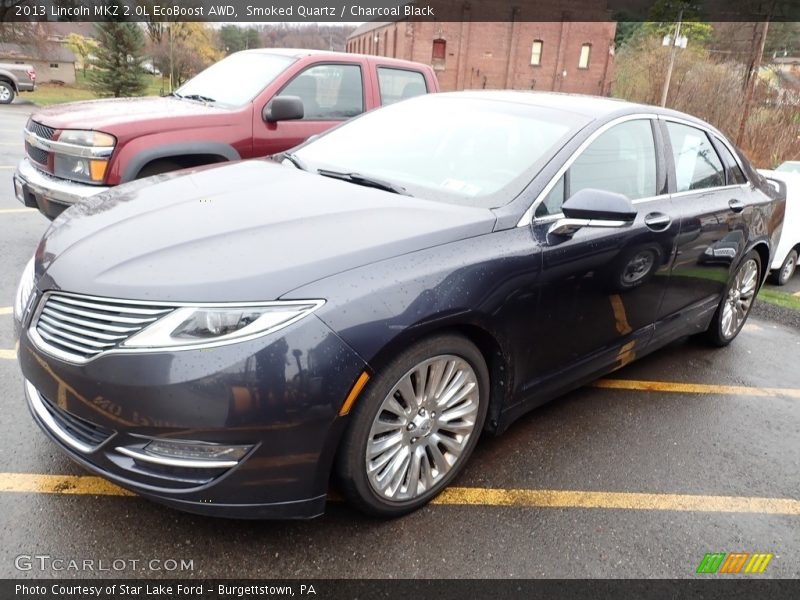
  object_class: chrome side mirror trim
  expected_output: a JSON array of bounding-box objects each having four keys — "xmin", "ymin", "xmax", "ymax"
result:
[{"xmin": 547, "ymin": 218, "xmax": 632, "ymax": 237}]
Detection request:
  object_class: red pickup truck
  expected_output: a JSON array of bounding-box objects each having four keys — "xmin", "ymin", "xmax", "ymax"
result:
[{"xmin": 15, "ymin": 49, "xmax": 439, "ymax": 219}]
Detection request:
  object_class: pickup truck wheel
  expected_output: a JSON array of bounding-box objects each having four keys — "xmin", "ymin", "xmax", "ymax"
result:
[
  {"xmin": 769, "ymin": 249, "xmax": 797, "ymax": 286},
  {"xmin": 0, "ymin": 81, "xmax": 15, "ymax": 104},
  {"xmin": 136, "ymin": 160, "xmax": 183, "ymax": 179}
]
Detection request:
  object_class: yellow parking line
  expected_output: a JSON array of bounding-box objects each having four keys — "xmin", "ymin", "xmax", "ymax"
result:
[
  {"xmin": 435, "ymin": 487, "xmax": 800, "ymax": 515},
  {"xmin": 594, "ymin": 378, "xmax": 800, "ymax": 400},
  {"xmin": 0, "ymin": 165, "xmax": 16, "ymax": 169},
  {"xmin": 0, "ymin": 348, "xmax": 16, "ymax": 360},
  {"xmin": 0, "ymin": 306, "xmax": 11, "ymax": 315},
  {"xmin": 794, "ymin": 291, "xmax": 800, "ymax": 298},
  {"xmin": 0, "ymin": 473, "xmax": 133, "ymax": 497},
  {"xmin": 0, "ymin": 208, "xmax": 36, "ymax": 214},
  {"xmin": 0, "ymin": 473, "xmax": 797, "ymax": 515}
]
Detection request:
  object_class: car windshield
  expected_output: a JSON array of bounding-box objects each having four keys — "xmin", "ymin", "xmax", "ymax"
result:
[
  {"xmin": 292, "ymin": 95, "xmax": 589, "ymax": 207},
  {"xmin": 776, "ymin": 162, "xmax": 800, "ymax": 174},
  {"xmin": 174, "ymin": 52, "xmax": 295, "ymax": 108}
]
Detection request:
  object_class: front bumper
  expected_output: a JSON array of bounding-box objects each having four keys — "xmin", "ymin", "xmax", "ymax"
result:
[
  {"xmin": 17, "ymin": 308, "xmax": 368, "ymax": 519},
  {"xmin": 14, "ymin": 158, "xmax": 109, "ymax": 220}
]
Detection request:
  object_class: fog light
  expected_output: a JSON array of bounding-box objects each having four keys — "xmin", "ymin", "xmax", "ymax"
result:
[
  {"xmin": 145, "ymin": 440, "xmax": 252, "ymax": 463},
  {"xmin": 116, "ymin": 440, "xmax": 253, "ymax": 469}
]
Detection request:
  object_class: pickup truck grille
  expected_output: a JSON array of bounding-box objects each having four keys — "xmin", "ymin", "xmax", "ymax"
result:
[
  {"xmin": 25, "ymin": 141, "xmax": 48, "ymax": 166},
  {"xmin": 33, "ymin": 293, "xmax": 174, "ymax": 361},
  {"xmin": 28, "ymin": 120, "xmax": 56, "ymax": 140}
]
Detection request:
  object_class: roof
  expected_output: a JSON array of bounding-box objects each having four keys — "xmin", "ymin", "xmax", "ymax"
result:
[
  {"xmin": 425, "ymin": 90, "xmax": 717, "ymax": 130},
  {"xmin": 0, "ymin": 42, "xmax": 75, "ymax": 63},
  {"xmin": 243, "ymin": 48, "xmax": 430, "ymax": 69},
  {"xmin": 45, "ymin": 22, "xmax": 96, "ymax": 40},
  {"xmin": 348, "ymin": 22, "xmax": 394, "ymax": 39}
]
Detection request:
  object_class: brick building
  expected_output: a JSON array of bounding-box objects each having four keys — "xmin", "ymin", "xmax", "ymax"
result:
[{"xmin": 347, "ymin": 20, "xmax": 617, "ymax": 95}]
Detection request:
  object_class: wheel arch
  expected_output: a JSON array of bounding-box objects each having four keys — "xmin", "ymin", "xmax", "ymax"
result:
[
  {"xmin": 0, "ymin": 75, "xmax": 16, "ymax": 91},
  {"xmin": 120, "ymin": 142, "xmax": 240, "ymax": 183},
  {"xmin": 747, "ymin": 241, "xmax": 770, "ymax": 288},
  {"xmin": 363, "ymin": 319, "xmax": 513, "ymax": 435}
]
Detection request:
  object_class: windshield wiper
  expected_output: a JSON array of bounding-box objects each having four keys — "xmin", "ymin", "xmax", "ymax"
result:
[
  {"xmin": 281, "ymin": 152, "xmax": 308, "ymax": 171},
  {"xmin": 317, "ymin": 169, "xmax": 410, "ymax": 196},
  {"xmin": 178, "ymin": 93, "xmax": 216, "ymax": 104}
]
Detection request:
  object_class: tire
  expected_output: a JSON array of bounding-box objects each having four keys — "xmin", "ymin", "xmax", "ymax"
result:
[
  {"xmin": 768, "ymin": 249, "xmax": 797, "ymax": 286},
  {"xmin": 702, "ymin": 250, "xmax": 761, "ymax": 347},
  {"xmin": 135, "ymin": 160, "xmax": 183, "ymax": 179},
  {"xmin": 0, "ymin": 81, "xmax": 15, "ymax": 104},
  {"xmin": 335, "ymin": 333, "xmax": 489, "ymax": 517}
]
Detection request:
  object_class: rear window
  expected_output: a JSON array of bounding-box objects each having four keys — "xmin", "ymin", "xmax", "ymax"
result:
[{"xmin": 377, "ymin": 68, "xmax": 427, "ymax": 106}]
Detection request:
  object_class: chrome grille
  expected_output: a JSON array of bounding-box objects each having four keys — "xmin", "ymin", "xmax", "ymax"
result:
[
  {"xmin": 25, "ymin": 140, "xmax": 48, "ymax": 166},
  {"xmin": 28, "ymin": 119, "xmax": 56, "ymax": 140},
  {"xmin": 33, "ymin": 293, "xmax": 174, "ymax": 361}
]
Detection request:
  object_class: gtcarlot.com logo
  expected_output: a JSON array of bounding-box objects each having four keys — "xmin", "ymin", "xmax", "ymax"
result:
[
  {"xmin": 14, "ymin": 554, "xmax": 194, "ymax": 572},
  {"xmin": 696, "ymin": 552, "xmax": 773, "ymax": 574}
]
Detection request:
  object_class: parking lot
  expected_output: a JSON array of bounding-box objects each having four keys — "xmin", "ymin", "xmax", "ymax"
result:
[{"xmin": 0, "ymin": 104, "xmax": 798, "ymax": 579}]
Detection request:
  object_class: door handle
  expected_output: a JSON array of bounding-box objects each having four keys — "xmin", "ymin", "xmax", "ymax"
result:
[
  {"xmin": 644, "ymin": 212, "xmax": 671, "ymax": 231},
  {"xmin": 728, "ymin": 198, "xmax": 745, "ymax": 213}
]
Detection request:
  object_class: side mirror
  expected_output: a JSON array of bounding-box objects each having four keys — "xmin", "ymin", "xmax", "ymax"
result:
[
  {"xmin": 550, "ymin": 188, "xmax": 636, "ymax": 237},
  {"xmin": 263, "ymin": 96, "xmax": 304, "ymax": 123}
]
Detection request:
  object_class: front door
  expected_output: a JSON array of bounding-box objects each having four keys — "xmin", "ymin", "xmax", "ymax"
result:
[
  {"xmin": 522, "ymin": 118, "xmax": 680, "ymax": 397},
  {"xmin": 253, "ymin": 63, "xmax": 367, "ymax": 158}
]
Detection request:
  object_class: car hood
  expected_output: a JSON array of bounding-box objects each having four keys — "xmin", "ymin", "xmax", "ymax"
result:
[
  {"xmin": 30, "ymin": 96, "xmax": 235, "ymax": 133},
  {"xmin": 36, "ymin": 160, "xmax": 496, "ymax": 302}
]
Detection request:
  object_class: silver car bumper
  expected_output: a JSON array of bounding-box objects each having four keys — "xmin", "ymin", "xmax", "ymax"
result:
[{"xmin": 14, "ymin": 157, "xmax": 109, "ymax": 218}]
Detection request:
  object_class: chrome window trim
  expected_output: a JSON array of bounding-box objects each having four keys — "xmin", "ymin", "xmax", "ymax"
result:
[
  {"xmin": 518, "ymin": 112, "xmax": 754, "ymax": 228},
  {"xmin": 24, "ymin": 129, "xmax": 115, "ymax": 159},
  {"xmin": 28, "ymin": 290, "xmax": 325, "ymax": 365}
]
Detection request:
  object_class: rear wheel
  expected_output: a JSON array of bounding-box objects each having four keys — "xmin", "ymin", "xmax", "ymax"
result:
[
  {"xmin": 703, "ymin": 250, "xmax": 761, "ymax": 346},
  {"xmin": 0, "ymin": 81, "xmax": 15, "ymax": 104},
  {"xmin": 336, "ymin": 333, "xmax": 489, "ymax": 517},
  {"xmin": 769, "ymin": 249, "xmax": 797, "ymax": 286}
]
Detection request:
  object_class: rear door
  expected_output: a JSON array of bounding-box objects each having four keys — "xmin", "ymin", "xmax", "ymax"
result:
[
  {"xmin": 655, "ymin": 118, "xmax": 751, "ymax": 337},
  {"xmin": 253, "ymin": 62, "xmax": 368, "ymax": 157}
]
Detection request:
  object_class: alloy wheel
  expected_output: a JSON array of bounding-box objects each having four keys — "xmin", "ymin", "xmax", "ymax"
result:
[
  {"xmin": 721, "ymin": 258, "xmax": 758, "ymax": 339},
  {"xmin": 0, "ymin": 87, "xmax": 10, "ymax": 102},
  {"xmin": 782, "ymin": 255, "xmax": 796, "ymax": 282},
  {"xmin": 365, "ymin": 355, "xmax": 480, "ymax": 501}
]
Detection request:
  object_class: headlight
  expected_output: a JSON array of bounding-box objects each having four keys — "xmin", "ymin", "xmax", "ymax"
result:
[
  {"xmin": 13, "ymin": 256, "xmax": 36, "ymax": 321},
  {"xmin": 54, "ymin": 154, "xmax": 108, "ymax": 184},
  {"xmin": 122, "ymin": 301, "xmax": 324, "ymax": 350},
  {"xmin": 58, "ymin": 129, "xmax": 115, "ymax": 147}
]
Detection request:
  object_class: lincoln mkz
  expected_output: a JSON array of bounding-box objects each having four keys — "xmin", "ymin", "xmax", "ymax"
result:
[{"xmin": 14, "ymin": 92, "xmax": 785, "ymax": 518}]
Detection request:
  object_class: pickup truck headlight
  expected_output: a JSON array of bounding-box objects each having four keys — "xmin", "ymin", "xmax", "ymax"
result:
[
  {"xmin": 13, "ymin": 256, "xmax": 36, "ymax": 322},
  {"xmin": 122, "ymin": 301, "xmax": 324, "ymax": 350},
  {"xmin": 53, "ymin": 129, "xmax": 115, "ymax": 184}
]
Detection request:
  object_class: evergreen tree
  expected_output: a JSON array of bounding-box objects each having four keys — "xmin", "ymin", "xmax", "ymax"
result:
[{"xmin": 89, "ymin": 22, "xmax": 146, "ymax": 97}]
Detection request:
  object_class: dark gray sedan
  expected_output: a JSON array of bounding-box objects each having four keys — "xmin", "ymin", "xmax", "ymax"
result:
[{"xmin": 14, "ymin": 92, "xmax": 785, "ymax": 518}]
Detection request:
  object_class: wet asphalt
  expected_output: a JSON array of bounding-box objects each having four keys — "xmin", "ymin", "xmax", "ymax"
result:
[{"xmin": 0, "ymin": 104, "xmax": 798, "ymax": 580}]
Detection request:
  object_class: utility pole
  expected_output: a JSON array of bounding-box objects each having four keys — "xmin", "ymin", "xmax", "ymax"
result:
[
  {"xmin": 660, "ymin": 8, "xmax": 684, "ymax": 107},
  {"xmin": 736, "ymin": 19, "xmax": 770, "ymax": 147}
]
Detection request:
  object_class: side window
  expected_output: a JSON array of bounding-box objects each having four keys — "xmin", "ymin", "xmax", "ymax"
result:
[
  {"xmin": 714, "ymin": 139, "xmax": 747, "ymax": 185},
  {"xmin": 534, "ymin": 120, "xmax": 657, "ymax": 218},
  {"xmin": 665, "ymin": 122, "xmax": 725, "ymax": 192},
  {"xmin": 377, "ymin": 68, "xmax": 427, "ymax": 106},
  {"xmin": 278, "ymin": 64, "xmax": 364, "ymax": 120},
  {"xmin": 570, "ymin": 120, "xmax": 657, "ymax": 201}
]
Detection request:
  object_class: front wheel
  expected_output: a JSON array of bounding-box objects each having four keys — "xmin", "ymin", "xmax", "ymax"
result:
[
  {"xmin": 769, "ymin": 249, "xmax": 797, "ymax": 286},
  {"xmin": 703, "ymin": 250, "xmax": 761, "ymax": 347},
  {"xmin": 335, "ymin": 333, "xmax": 489, "ymax": 517},
  {"xmin": 0, "ymin": 81, "xmax": 15, "ymax": 104}
]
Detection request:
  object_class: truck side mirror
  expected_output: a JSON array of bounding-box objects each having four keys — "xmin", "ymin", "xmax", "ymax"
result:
[{"xmin": 263, "ymin": 96, "xmax": 304, "ymax": 123}]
